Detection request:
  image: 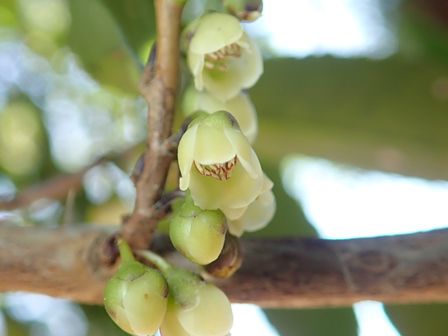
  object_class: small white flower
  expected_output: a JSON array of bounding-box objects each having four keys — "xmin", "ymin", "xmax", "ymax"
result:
[
  {"xmin": 183, "ymin": 86, "xmax": 258, "ymax": 143},
  {"xmin": 187, "ymin": 12, "xmax": 263, "ymax": 101},
  {"xmin": 178, "ymin": 111, "xmax": 264, "ymax": 218}
]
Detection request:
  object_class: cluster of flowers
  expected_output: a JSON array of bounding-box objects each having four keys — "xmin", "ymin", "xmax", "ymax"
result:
[{"xmin": 104, "ymin": 1, "xmax": 274, "ymax": 335}]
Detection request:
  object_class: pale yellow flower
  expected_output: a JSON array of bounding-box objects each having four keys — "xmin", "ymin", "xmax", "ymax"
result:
[
  {"xmin": 187, "ymin": 12, "xmax": 263, "ymax": 101},
  {"xmin": 178, "ymin": 111, "xmax": 264, "ymax": 218},
  {"xmin": 183, "ymin": 86, "xmax": 258, "ymax": 143}
]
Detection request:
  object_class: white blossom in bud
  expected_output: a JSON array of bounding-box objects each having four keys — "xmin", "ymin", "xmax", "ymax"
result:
[
  {"xmin": 169, "ymin": 196, "xmax": 227, "ymax": 265},
  {"xmin": 183, "ymin": 86, "xmax": 258, "ymax": 143},
  {"xmin": 187, "ymin": 12, "xmax": 263, "ymax": 101},
  {"xmin": 178, "ymin": 111, "xmax": 264, "ymax": 219},
  {"xmin": 161, "ymin": 285, "xmax": 232, "ymax": 336},
  {"xmin": 228, "ymin": 175, "xmax": 276, "ymax": 236},
  {"xmin": 104, "ymin": 241, "xmax": 168, "ymax": 336}
]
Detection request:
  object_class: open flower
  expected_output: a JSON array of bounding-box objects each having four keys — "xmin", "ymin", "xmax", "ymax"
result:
[
  {"xmin": 187, "ymin": 12, "xmax": 263, "ymax": 101},
  {"xmin": 183, "ymin": 86, "xmax": 258, "ymax": 143},
  {"xmin": 178, "ymin": 111, "xmax": 264, "ymax": 218},
  {"xmin": 228, "ymin": 175, "xmax": 276, "ymax": 236}
]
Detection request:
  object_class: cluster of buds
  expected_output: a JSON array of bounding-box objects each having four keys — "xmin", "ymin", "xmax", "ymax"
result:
[{"xmin": 104, "ymin": 241, "xmax": 232, "ymax": 336}]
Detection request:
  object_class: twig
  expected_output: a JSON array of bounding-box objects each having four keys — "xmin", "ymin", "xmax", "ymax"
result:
[
  {"xmin": 1, "ymin": 221, "xmax": 448, "ymax": 307},
  {"xmin": 122, "ymin": 0, "xmax": 184, "ymax": 249},
  {"xmin": 0, "ymin": 146, "xmax": 139, "ymax": 212},
  {"xmin": 0, "ymin": 164, "xmax": 95, "ymax": 212}
]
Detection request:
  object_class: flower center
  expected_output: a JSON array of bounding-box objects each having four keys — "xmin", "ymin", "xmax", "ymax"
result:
[
  {"xmin": 194, "ymin": 156, "xmax": 237, "ymax": 181},
  {"xmin": 204, "ymin": 43, "xmax": 241, "ymax": 72}
]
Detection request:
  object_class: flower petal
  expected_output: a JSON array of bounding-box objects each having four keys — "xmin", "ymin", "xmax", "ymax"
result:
[
  {"xmin": 178, "ymin": 124, "xmax": 199, "ymax": 191},
  {"xmin": 224, "ymin": 126, "xmax": 262, "ymax": 179},
  {"xmin": 190, "ymin": 13, "xmax": 243, "ymax": 55}
]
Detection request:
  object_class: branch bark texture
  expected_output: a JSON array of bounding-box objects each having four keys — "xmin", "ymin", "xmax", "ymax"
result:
[
  {"xmin": 123, "ymin": 0, "xmax": 184, "ymax": 250},
  {"xmin": 1, "ymin": 222, "xmax": 448, "ymax": 308}
]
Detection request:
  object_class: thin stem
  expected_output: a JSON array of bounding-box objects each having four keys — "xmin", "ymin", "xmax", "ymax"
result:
[
  {"xmin": 117, "ymin": 239, "xmax": 135, "ymax": 263},
  {"xmin": 122, "ymin": 0, "xmax": 185, "ymax": 249},
  {"xmin": 138, "ymin": 250, "xmax": 171, "ymax": 274}
]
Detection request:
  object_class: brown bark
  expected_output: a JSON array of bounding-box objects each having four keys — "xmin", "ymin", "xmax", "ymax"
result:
[
  {"xmin": 122, "ymin": 0, "xmax": 184, "ymax": 250},
  {"xmin": 1, "ymin": 221, "xmax": 447, "ymax": 308}
]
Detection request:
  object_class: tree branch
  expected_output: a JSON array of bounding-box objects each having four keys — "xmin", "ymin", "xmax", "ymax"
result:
[
  {"xmin": 2, "ymin": 221, "xmax": 448, "ymax": 308},
  {"xmin": 123, "ymin": 0, "xmax": 184, "ymax": 250},
  {"xmin": 0, "ymin": 164, "xmax": 95, "ymax": 211}
]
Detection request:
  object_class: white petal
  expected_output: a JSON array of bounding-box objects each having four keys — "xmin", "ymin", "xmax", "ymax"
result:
[
  {"xmin": 178, "ymin": 124, "xmax": 199, "ymax": 191},
  {"xmin": 188, "ymin": 161, "xmax": 264, "ymax": 210},
  {"xmin": 193, "ymin": 123, "xmax": 236, "ymax": 165},
  {"xmin": 224, "ymin": 127, "xmax": 262, "ymax": 179},
  {"xmin": 188, "ymin": 52, "xmax": 205, "ymax": 91},
  {"xmin": 178, "ymin": 284, "xmax": 233, "ymax": 336},
  {"xmin": 190, "ymin": 13, "xmax": 243, "ymax": 55},
  {"xmin": 241, "ymin": 189, "xmax": 276, "ymax": 232},
  {"xmin": 221, "ymin": 206, "xmax": 247, "ymax": 220}
]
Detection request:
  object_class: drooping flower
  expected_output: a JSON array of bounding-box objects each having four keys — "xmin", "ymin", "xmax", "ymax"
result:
[
  {"xmin": 187, "ymin": 12, "xmax": 263, "ymax": 101},
  {"xmin": 183, "ymin": 86, "xmax": 258, "ymax": 143},
  {"xmin": 169, "ymin": 195, "xmax": 227, "ymax": 265},
  {"xmin": 178, "ymin": 111, "xmax": 264, "ymax": 219},
  {"xmin": 104, "ymin": 240, "xmax": 168, "ymax": 336}
]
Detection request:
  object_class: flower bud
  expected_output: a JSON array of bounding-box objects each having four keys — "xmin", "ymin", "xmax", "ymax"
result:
[
  {"xmin": 187, "ymin": 12, "xmax": 263, "ymax": 101},
  {"xmin": 169, "ymin": 196, "xmax": 227, "ymax": 265},
  {"xmin": 162, "ymin": 268, "xmax": 233, "ymax": 336},
  {"xmin": 178, "ymin": 111, "xmax": 265, "ymax": 219},
  {"xmin": 104, "ymin": 240, "xmax": 168, "ymax": 336},
  {"xmin": 223, "ymin": 0, "xmax": 263, "ymax": 22},
  {"xmin": 205, "ymin": 234, "xmax": 243, "ymax": 278},
  {"xmin": 183, "ymin": 86, "xmax": 258, "ymax": 143},
  {"xmin": 228, "ymin": 175, "xmax": 275, "ymax": 236}
]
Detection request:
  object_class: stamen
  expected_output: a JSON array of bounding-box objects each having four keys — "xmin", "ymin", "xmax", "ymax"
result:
[
  {"xmin": 195, "ymin": 156, "xmax": 237, "ymax": 181},
  {"xmin": 204, "ymin": 43, "xmax": 241, "ymax": 72}
]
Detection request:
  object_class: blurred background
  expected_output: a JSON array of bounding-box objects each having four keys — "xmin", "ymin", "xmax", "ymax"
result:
[{"xmin": 0, "ymin": 0, "xmax": 448, "ymax": 335}]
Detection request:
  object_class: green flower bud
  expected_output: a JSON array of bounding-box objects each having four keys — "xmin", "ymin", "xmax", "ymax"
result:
[
  {"xmin": 187, "ymin": 12, "xmax": 263, "ymax": 101},
  {"xmin": 137, "ymin": 253, "xmax": 233, "ymax": 336},
  {"xmin": 169, "ymin": 196, "xmax": 227, "ymax": 265},
  {"xmin": 164, "ymin": 270, "xmax": 232, "ymax": 336},
  {"xmin": 104, "ymin": 240, "xmax": 168, "ymax": 336},
  {"xmin": 178, "ymin": 111, "xmax": 265, "ymax": 219},
  {"xmin": 228, "ymin": 175, "xmax": 275, "ymax": 236},
  {"xmin": 183, "ymin": 86, "xmax": 258, "ymax": 143},
  {"xmin": 223, "ymin": 0, "xmax": 263, "ymax": 22}
]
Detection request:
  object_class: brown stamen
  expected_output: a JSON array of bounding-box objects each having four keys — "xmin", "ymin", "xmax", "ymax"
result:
[{"xmin": 195, "ymin": 156, "xmax": 237, "ymax": 181}]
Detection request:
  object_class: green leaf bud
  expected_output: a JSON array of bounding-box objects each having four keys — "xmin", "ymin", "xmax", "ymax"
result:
[
  {"xmin": 170, "ymin": 196, "xmax": 227, "ymax": 265},
  {"xmin": 104, "ymin": 240, "xmax": 168, "ymax": 336}
]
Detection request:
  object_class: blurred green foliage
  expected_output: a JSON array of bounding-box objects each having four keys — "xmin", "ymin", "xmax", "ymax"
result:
[{"xmin": 1, "ymin": 0, "xmax": 448, "ymax": 335}]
